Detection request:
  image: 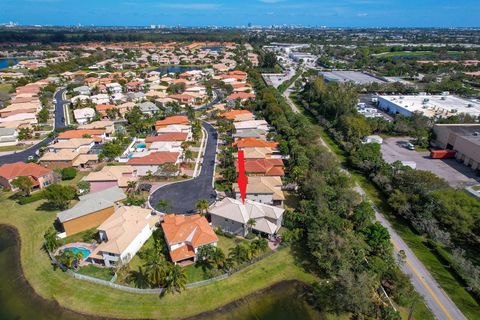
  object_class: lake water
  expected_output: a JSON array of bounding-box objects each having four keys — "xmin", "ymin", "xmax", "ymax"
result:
[
  {"xmin": 152, "ymin": 65, "xmax": 203, "ymax": 75},
  {"xmin": 0, "ymin": 58, "xmax": 18, "ymax": 70},
  {"xmin": 0, "ymin": 224, "xmax": 320, "ymax": 320}
]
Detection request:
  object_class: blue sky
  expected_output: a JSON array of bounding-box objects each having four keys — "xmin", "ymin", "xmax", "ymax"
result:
[{"xmin": 1, "ymin": 0, "xmax": 479, "ymax": 27}]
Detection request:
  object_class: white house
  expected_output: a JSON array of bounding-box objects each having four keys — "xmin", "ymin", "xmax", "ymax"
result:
[
  {"xmin": 106, "ymin": 82, "xmax": 122, "ymax": 94},
  {"xmin": 89, "ymin": 206, "xmax": 160, "ymax": 267},
  {"xmin": 0, "ymin": 128, "xmax": 18, "ymax": 147},
  {"xmin": 73, "ymin": 108, "xmax": 95, "ymax": 125}
]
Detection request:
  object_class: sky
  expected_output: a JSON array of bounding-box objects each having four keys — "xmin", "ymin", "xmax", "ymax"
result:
[{"xmin": 1, "ymin": 0, "xmax": 479, "ymax": 28}]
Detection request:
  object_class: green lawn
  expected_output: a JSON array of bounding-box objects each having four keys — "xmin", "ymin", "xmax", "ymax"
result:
[
  {"xmin": 0, "ymin": 190, "xmax": 318, "ymax": 318},
  {"xmin": 0, "ymin": 83, "xmax": 12, "ymax": 93},
  {"xmin": 77, "ymin": 264, "xmax": 115, "ymax": 281},
  {"xmin": 0, "ymin": 144, "xmax": 26, "ymax": 152}
]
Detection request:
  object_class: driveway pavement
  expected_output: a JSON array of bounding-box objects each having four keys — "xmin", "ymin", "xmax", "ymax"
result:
[
  {"xmin": 148, "ymin": 122, "xmax": 218, "ymax": 214},
  {"xmin": 381, "ymin": 137, "xmax": 480, "ymax": 187},
  {"xmin": 0, "ymin": 89, "xmax": 67, "ymax": 165}
]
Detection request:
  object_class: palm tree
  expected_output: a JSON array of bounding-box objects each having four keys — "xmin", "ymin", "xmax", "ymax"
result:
[
  {"xmin": 126, "ymin": 180, "xmax": 137, "ymax": 194},
  {"xmin": 128, "ymin": 267, "xmax": 150, "ymax": 289},
  {"xmin": 145, "ymin": 170, "xmax": 154, "ymax": 181},
  {"xmin": 164, "ymin": 264, "xmax": 187, "ymax": 293},
  {"xmin": 11, "ymin": 176, "xmax": 33, "ymax": 196},
  {"xmin": 43, "ymin": 227, "xmax": 60, "ymax": 252},
  {"xmin": 195, "ymin": 199, "xmax": 209, "ymax": 216},
  {"xmin": 183, "ymin": 149, "xmax": 194, "ymax": 163},
  {"xmin": 228, "ymin": 244, "xmax": 248, "ymax": 266},
  {"xmin": 143, "ymin": 252, "xmax": 167, "ymax": 288},
  {"xmin": 246, "ymin": 218, "xmax": 256, "ymax": 235},
  {"xmin": 211, "ymin": 247, "xmax": 226, "ymax": 270},
  {"xmin": 250, "ymin": 238, "xmax": 268, "ymax": 257}
]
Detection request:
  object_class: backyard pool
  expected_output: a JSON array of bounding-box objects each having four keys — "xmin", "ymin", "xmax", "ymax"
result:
[
  {"xmin": 66, "ymin": 247, "xmax": 91, "ymax": 259},
  {"xmin": 136, "ymin": 143, "xmax": 146, "ymax": 149}
]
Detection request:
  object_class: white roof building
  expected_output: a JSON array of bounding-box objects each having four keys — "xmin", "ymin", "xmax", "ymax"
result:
[
  {"xmin": 378, "ymin": 94, "xmax": 480, "ymax": 118},
  {"xmin": 73, "ymin": 107, "xmax": 95, "ymax": 125}
]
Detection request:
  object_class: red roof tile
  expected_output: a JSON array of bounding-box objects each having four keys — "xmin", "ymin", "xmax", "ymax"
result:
[
  {"xmin": 0, "ymin": 162, "xmax": 51, "ymax": 180},
  {"xmin": 127, "ymin": 152, "xmax": 179, "ymax": 165},
  {"xmin": 145, "ymin": 133, "xmax": 188, "ymax": 143}
]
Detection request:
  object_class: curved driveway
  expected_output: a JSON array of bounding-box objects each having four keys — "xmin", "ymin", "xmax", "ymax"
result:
[
  {"xmin": 149, "ymin": 122, "xmax": 218, "ymax": 214},
  {"xmin": 0, "ymin": 89, "xmax": 67, "ymax": 165}
]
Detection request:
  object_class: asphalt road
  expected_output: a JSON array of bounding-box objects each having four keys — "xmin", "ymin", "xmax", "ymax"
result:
[
  {"xmin": 148, "ymin": 122, "xmax": 218, "ymax": 214},
  {"xmin": 0, "ymin": 89, "xmax": 67, "ymax": 165},
  {"xmin": 286, "ymin": 89, "xmax": 466, "ymax": 320}
]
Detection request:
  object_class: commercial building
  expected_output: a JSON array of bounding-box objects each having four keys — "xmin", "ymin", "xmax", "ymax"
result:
[
  {"xmin": 432, "ymin": 124, "xmax": 480, "ymax": 170},
  {"xmin": 320, "ymin": 71, "xmax": 386, "ymax": 84},
  {"xmin": 378, "ymin": 94, "xmax": 480, "ymax": 118}
]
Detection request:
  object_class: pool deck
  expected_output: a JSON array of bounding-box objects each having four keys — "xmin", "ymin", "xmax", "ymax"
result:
[{"xmin": 55, "ymin": 242, "xmax": 97, "ymax": 258}]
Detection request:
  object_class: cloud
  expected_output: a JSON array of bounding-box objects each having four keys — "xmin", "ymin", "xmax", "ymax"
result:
[{"xmin": 156, "ymin": 3, "xmax": 220, "ymax": 10}]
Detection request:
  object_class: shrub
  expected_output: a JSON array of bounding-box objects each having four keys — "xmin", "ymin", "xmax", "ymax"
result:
[
  {"xmin": 18, "ymin": 191, "xmax": 45, "ymax": 205},
  {"xmin": 61, "ymin": 167, "xmax": 77, "ymax": 180}
]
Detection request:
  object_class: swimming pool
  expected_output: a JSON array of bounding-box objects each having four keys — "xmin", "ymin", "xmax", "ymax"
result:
[
  {"xmin": 66, "ymin": 247, "xmax": 91, "ymax": 259},
  {"xmin": 136, "ymin": 143, "xmax": 146, "ymax": 149}
]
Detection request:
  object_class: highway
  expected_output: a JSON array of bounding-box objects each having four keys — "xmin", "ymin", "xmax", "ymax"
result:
[
  {"xmin": 0, "ymin": 89, "xmax": 67, "ymax": 165},
  {"xmin": 284, "ymin": 85, "xmax": 466, "ymax": 320}
]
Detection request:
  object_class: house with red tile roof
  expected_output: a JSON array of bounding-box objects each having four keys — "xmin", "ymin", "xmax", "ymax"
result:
[
  {"xmin": 58, "ymin": 129, "xmax": 106, "ymax": 142},
  {"xmin": 162, "ymin": 214, "xmax": 218, "ymax": 265},
  {"xmin": 233, "ymin": 137, "xmax": 278, "ymax": 149},
  {"xmin": 95, "ymin": 104, "xmax": 117, "ymax": 118},
  {"xmin": 219, "ymin": 109, "xmax": 254, "ymax": 122},
  {"xmin": 237, "ymin": 158, "xmax": 285, "ymax": 176},
  {"xmin": 168, "ymin": 93, "xmax": 196, "ymax": 105},
  {"xmin": 0, "ymin": 162, "xmax": 55, "ymax": 191},
  {"xmin": 145, "ymin": 133, "xmax": 188, "ymax": 148},
  {"xmin": 154, "ymin": 116, "xmax": 190, "ymax": 130},
  {"xmin": 226, "ymin": 92, "xmax": 256, "ymax": 102},
  {"xmin": 127, "ymin": 151, "xmax": 180, "ymax": 176}
]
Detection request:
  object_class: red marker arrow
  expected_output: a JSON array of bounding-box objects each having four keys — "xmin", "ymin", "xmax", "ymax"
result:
[{"xmin": 237, "ymin": 150, "xmax": 248, "ymax": 204}]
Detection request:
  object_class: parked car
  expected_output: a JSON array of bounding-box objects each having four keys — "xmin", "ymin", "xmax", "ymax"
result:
[
  {"xmin": 406, "ymin": 142, "xmax": 415, "ymax": 150},
  {"xmin": 138, "ymin": 183, "xmax": 152, "ymax": 192}
]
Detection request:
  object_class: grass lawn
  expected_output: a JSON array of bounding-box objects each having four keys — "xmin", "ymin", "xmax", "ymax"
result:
[
  {"xmin": 0, "ymin": 144, "xmax": 26, "ymax": 152},
  {"xmin": 0, "ymin": 190, "xmax": 320, "ymax": 319},
  {"xmin": 0, "ymin": 83, "xmax": 12, "ymax": 93},
  {"xmin": 77, "ymin": 264, "xmax": 115, "ymax": 281}
]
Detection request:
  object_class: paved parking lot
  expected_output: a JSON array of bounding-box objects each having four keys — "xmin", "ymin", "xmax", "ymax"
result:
[{"xmin": 381, "ymin": 137, "xmax": 480, "ymax": 188}]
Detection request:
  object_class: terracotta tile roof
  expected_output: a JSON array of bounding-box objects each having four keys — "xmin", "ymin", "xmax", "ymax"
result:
[
  {"xmin": 226, "ymin": 92, "xmax": 255, "ymax": 100},
  {"xmin": 170, "ymin": 244, "xmax": 196, "ymax": 262},
  {"xmin": 0, "ymin": 162, "xmax": 51, "ymax": 180},
  {"xmin": 95, "ymin": 104, "xmax": 115, "ymax": 111},
  {"xmin": 155, "ymin": 116, "xmax": 189, "ymax": 127},
  {"xmin": 237, "ymin": 158, "xmax": 284, "ymax": 176},
  {"xmin": 58, "ymin": 129, "xmax": 105, "ymax": 139},
  {"xmin": 127, "ymin": 152, "xmax": 179, "ymax": 165},
  {"xmin": 220, "ymin": 109, "xmax": 253, "ymax": 120},
  {"xmin": 162, "ymin": 214, "xmax": 218, "ymax": 262},
  {"xmin": 233, "ymin": 137, "xmax": 278, "ymax": 148},
  {"xmin": 145, "ymin": 133, "xmax": 188, "ymax": 142}
]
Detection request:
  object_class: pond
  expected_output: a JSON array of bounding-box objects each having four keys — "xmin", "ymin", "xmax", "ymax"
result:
[
  {"xmin": 0, "ymin": 224, "xmax": 320, "ymax": 320},
  {"xmin": 0, "ymin": 58, "xmax": 18, "ymax": 70}
]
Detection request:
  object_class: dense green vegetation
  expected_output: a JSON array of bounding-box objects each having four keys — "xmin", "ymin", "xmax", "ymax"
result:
[
  {"xmin": 296, "ymin": 76, "xmax": 480, "ymax": 316},
  {"xmin": 247, "ymin": 69, "xmax": 429, "ymax": 319}
]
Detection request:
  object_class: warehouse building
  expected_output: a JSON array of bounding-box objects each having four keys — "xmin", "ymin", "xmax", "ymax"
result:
[
  {"xmin": 320, "ymin": 71, "xmax": 386, "ymax": 84},
  {"xmin": 433, "ymin": 124, "xmax": 480, "ymax": 170},
  {"xmin": 378, "ymin": 94, "xmax": 480, "ymax": 118}
]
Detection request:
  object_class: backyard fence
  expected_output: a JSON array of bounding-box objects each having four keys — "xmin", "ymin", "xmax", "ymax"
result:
[{"xmin": 48, "ymin": 244, "xmax": 286, "ymax": 294}]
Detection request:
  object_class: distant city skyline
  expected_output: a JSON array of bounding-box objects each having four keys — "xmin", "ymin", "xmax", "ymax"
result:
[{"xmin": 1, "ymin": 0, "xmax": 479, "ymax": 28}]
